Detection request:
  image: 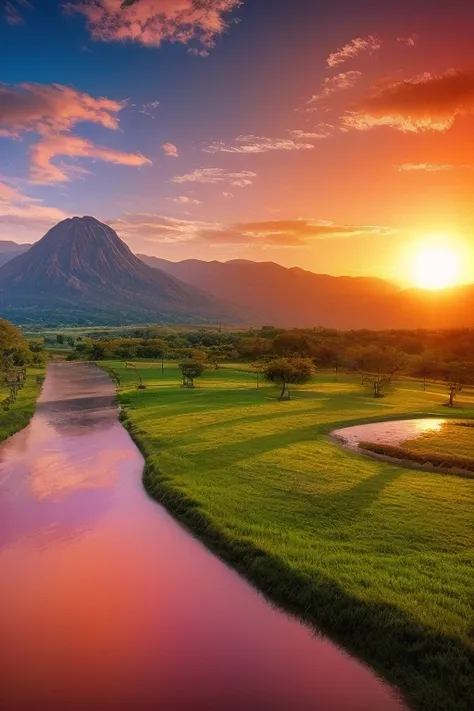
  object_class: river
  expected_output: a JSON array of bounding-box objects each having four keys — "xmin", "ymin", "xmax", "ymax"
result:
[{"xmin": 0, "ymin": 363, "xmax": 405, "ymax": 711}]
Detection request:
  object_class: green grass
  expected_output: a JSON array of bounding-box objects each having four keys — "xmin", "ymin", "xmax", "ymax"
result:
[
  {"xmin": 101, "ymin": 360, "xmax": 474, "ymax": 711},
  {"xmin": 0, "ymin": 367, "xmax": 45, "ymax": 442},
  {"xmin": 404, "ymin": 420, "xmax": 474, "ymax": 461}
]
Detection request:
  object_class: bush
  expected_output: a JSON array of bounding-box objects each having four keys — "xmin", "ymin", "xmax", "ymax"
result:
[{"xmin": 358, "ymin": 441, "xmax": 474, "ymax": 477}]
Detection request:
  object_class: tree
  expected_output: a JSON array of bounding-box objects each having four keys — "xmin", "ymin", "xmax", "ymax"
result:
[
  {"xmin": 410, "ymin": 352, "xmax": 441, "ymax": 391},
  {"xmin": 56, "ymin": 334, "xmax": 64, "ymax": 345},
  {"xmin": 264, "ymin": 357, "xmax": 313, "ymax": 400},
  {"xmin": 251, "ymin": 359, "xmax": 267, "ymax": 388},
  {"xmin": 0, "ymin": 319, "xmax": 31, "ymax": 373},
  {"xmin": 0, "ymin": 319, "xmax": 32, "ymax": 406},
  {"xmin": 179, "ymin": 360, "xmax": 206, "ymax": 388},
  {"xmin": 348, "ymin": 346, "xmax": 406, "ymax": 398},
  {"xmin": 442, "ymin": 362, "xmax": 473, "ymax": 407},
  {"xmin": 312, "ymin": 342, "xmax": 344, "ymax": 379},
  {"xmin": 272, "ymin": 331, "xmax": 312, "ymax": 358}
]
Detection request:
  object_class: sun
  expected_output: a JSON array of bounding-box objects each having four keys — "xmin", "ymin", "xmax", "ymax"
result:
[{"xmin": 411, "ymin": 244, "xmax": 461, "ymax": 290}]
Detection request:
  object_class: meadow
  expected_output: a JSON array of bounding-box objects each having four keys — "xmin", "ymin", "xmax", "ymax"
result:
[{"xmin": 101, "ymin": 360, "xmax": 474, "ymax": 711}]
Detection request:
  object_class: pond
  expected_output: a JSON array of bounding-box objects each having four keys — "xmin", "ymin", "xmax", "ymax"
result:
[
  {"xmin": 332, "ymin": 418, "xmax": 447, "ymax": 450},
  {"xmin": 0, "ymin": 363, "xmax": 406, "ymax": 711}
]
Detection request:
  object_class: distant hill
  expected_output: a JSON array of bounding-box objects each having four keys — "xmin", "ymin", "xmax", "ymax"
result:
[
  {"xmin": 0, "ymin": 217, "xmax": 245, "ymax": 326},
  {"xmin": 0, "ymin": 241, "xmax": 30, "ymax": 267},
  {"xmin": 139, "ymin": 254, "xmax": 474, "ymax": 329}
]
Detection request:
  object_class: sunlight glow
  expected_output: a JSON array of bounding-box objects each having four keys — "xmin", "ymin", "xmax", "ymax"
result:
[{"xmin": 411, "ymin": 242, "xmax": 461, "ymax": 290}]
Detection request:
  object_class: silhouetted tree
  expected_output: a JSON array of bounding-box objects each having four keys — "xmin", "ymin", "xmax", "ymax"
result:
[
  {"xmin": 442, "ymin": 362, "xmax": 473, "ymax": 407},
  {"xmin": 348, "ymin": 346, "xmax": 406, "ymax": 398}
]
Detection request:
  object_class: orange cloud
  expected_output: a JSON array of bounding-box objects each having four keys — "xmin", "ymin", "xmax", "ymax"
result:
[
  {"xmin": 67, "ymin": 0, "xmax": 241, "ymax": 49},
  {"xmin": 397, "ymin": 163, "xmax": 474, "ymax": 172},
  {"xmin": 110, "ymin": 214, "xmax": 393, "ymax": 249},
  {"xmin": 342, "ymin": 69, "xmax": 474, "ymax": 132},
  {"xmin": 327, "ymin": 36, "xmax": 381, "ymax": 68},
  {"xmin": 200, "ymin": 219, "xmax": 394, "ymax": 247},
  {"xmin": 30, "ymin": 134, "xmax": 152, "ymax": 184},
  {"xmin": 162, "ymin": 142, "xmax": 179, "ymax": 157},
  {"xmin": 0, "ymin": 82, "xmax": 124, "ymax": 137}
]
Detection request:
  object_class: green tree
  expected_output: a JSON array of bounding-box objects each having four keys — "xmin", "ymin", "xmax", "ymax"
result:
[
  {"xmin": 56, "ymin": 334, "xmax": 65, "ymax": 345},
  {"xmin": 179, "ymin": 360, "xmax": 206, "ymax": 388},
  {"xmin": 264, "ymin": 357, "xmax": 313, "ymax": 400}
]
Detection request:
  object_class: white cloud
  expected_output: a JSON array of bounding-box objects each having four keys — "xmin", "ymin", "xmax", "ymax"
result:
[
  {"xmin": 172, "ymin": 168, "xmax": 256, "ymax": 187},
  {"xmin": 203, "ymin": 134, "xmax": 316, "ymax": 154}
]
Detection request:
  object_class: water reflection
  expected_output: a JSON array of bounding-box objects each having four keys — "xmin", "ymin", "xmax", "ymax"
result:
[
  {"xmin": 333, "ymin": 418, "xmax": 446, "ymax": 450},
  {"xmin": 0, "ymin": 363, "xmax": 406, "ymax": 711}
]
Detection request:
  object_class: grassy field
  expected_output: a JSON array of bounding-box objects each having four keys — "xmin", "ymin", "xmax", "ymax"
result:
[
  {"xmin": 102, "ymin": 360, "xmax": 474, "ymax": 711},
  {"xmin": 0, "ymin": 367, "xmax": 45, "ymax": 443},
  {"xmin": 404, "ymin": 420, "xmax": 474, "ymax": 460}
]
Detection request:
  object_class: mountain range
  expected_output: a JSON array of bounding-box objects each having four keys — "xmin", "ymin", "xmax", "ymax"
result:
[
  {"xmin": 138, "ymin": 254, "xmax": 474, "ymax": 330},
  {"xmin": 0, "ymin": 218, "xmax": 473, "ymax": 329}
]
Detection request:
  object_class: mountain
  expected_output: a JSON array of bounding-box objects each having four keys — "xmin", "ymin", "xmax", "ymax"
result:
[
  {"xmin": 139, "ymin": 255, "xmax": 474, "ymax": 329},
  {"xmin": 0, "ymin": 217, "xmax": 245, "ymax": 326},
  {"xmin": 138, "ymin": 255, "xmax": 403, "ymax": 329},
  {"xmin": 0, "ymin": 241, "xmax": 31, "ymax": 267}
]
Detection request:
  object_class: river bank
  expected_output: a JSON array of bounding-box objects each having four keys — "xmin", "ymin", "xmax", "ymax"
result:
[
  {"xmin": 104, "ymin": 360, "xmax": 474, "ymax": 711},
  {"xmin": 0, "ymin": 366, "xmax": 45, "ymax": 443}
]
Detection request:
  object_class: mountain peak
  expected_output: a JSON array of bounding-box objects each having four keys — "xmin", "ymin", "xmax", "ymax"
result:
[{"xmin": 0, "ymin": 215, "xmax": 243, "ymax": 326}]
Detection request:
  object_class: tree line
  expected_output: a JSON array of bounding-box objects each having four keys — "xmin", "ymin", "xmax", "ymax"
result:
[{"xmin": 64, "ymin": 325, "xmax": 474, "ymax": 405}]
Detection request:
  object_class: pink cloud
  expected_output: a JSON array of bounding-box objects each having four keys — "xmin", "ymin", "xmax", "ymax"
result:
[
  {"xmin": 30, "ymin": 134, "xmax": 152, "ymax": 184},
  {"xmin": 162, "ymin": 142, "xmax": 179, "ymax": 158},
  {"xmin": 170, "ymin": 196, "xmax": 201, "ymax": 204},
  {"xmin": 327, "ymin": 35, "xmax": 382, "ymax": 68},
  {"xmin": 66, "ymin": 0, "xmax": 241, "ymax": 49},
  {"xmin": 342, "ymin": 69, "xmax": 474, "ymax": 133},
  {"xmin": 0, "ymin": 82, "xmax": 124, "ymax": 137},
  {"xmin": 0, "ymin": 180, "xmax": 69, "ymax": 231}
]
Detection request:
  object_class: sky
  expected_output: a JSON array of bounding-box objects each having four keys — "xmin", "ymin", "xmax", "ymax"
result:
[{"xmin": 1, "ymin": 0, "xmax": 474, "ymax": 284}]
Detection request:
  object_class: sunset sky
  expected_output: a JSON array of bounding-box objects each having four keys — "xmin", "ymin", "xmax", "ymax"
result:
[{"xmin": 2, "ymin": 0, "xmax": 474, "ymax": 284}]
